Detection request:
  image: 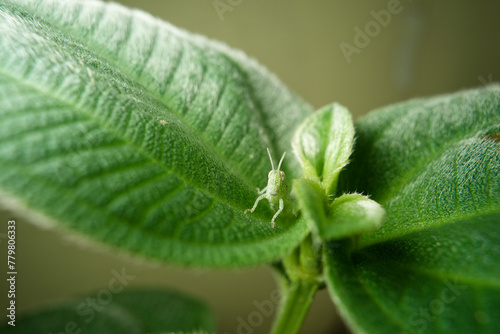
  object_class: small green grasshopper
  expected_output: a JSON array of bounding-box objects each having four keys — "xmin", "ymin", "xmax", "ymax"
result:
[{"xmin": 245, "ymin": 148, "xmax": 289, "ymax": 228}]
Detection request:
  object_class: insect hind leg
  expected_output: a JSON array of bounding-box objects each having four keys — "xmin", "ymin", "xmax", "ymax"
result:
[
  {"xmin": 270, "ymin": 198, "xmax": 284, "ymax": 228},
  {"xmin": 244, "ymin": 194, "xmax": 267, "ymax": 214}
]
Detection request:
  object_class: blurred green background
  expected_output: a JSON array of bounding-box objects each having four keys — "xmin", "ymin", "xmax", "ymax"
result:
[{"xmin": 1, "ymin": 0, "xmax": 499, "ymax": 333}]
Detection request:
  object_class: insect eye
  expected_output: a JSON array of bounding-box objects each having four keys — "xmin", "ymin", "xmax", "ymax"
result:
[
  {"xmin": 280, "ymin": 171, "xmax": 285, "ymax": 180},
  {"xmin": 268, "ymin": 171, "xmax": 273, "ymax": 178}
]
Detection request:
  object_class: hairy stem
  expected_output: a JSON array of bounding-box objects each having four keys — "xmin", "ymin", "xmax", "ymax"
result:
[{"xmin": 271, "ymin": 279, "xmax": 319, "ymax": 334}]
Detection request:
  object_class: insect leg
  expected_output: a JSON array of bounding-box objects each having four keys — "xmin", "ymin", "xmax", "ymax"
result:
[
  {"xmin": 270, "ymin": 198, "xmax": 285, "ymax": 228},
  {"xmin": 244, "ymin": 194, "xmax": 267, "ymax": 214},
  {"xmin": 256, "ymin": 186, "xmax": 268, "ymax": 194}
]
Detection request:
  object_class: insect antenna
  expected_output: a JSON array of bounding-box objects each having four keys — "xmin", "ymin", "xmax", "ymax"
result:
[
  {"xmin": 266, "ymin": 147, "xmax": 275, "ymax": 170},
  {"xmin": 277, "ymin": 152, "xmax": 286, "ymax": 172}
]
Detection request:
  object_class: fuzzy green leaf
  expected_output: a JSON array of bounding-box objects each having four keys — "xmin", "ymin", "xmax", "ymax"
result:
[
  {"xmin": 325, "ymin": 194, "xmax": 385, "ymax": 240},
  {"xmin": 1, "ymin": 289, "xmax": 214, "ymax": 334},
  {"xmin": 292, "ymin": 103, "xmax": 354, "ymax": 195},
  {"xmin": 0, "ymin": 0, "xmax": 313, "ymax": 267},
  {"xmin": 326, "ymin": 86, "xmax": 500, "ymax": 334}
]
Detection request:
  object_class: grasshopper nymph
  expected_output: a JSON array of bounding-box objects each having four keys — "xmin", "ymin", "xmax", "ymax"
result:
[{"xmin": 245, "ymin": 148, "xmax": 289, "ymax": 228}]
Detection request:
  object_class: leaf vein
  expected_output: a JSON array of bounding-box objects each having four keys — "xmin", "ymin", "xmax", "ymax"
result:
[
  {"xmin": 136, "ymin": 24, "xmax": 158, "ymax": 79},
  {"xmin": 108, "ymin": 172, "xmax": 180, "ymax": 206},
  {"xmin": 352, "ymin": 264, "xmax": 416, "ymax": 333},
  {"xmin": 377, "ymin": 120, "xmax": 500, "ymax": 205},
  {"xmin": 159, "ymin": 45, "xmax": 184, "ymax": 97},
  {"xmin": 0, "ymin": 116, "xmax": 91, "ymax": 144},
  {"xmin": 137, "ymin": 181, "xmax": 186, "ymax": 225},
  {"xmin": 173, "ymin": 199, "xmax": 217, "ymax": 237},
  {"xmin": 115, "ymin": 14, "xmax": 134, "ymax": 58}
]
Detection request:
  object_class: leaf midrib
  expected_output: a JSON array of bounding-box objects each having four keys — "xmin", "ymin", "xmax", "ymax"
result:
[
  {"xmin": 0, "ymin": 65, "xmax": 251, "ymax": 218},
  {"xmin": 396, "ymin": 264, "xmax": 500, "ymax": 289},
  {"xmin": 353, "ymin": 246, "xmax": 500, "ymax": 288},
  {"xmin": 376, "ymin": 117, "xmax": 500, "ymax": 205},
  {"xmin": 359, "ymin": 209, "xmax": 500, "ymax": 248}
]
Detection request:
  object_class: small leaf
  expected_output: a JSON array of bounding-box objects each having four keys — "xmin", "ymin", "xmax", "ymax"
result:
[
  {"xmin": 0, "ymin": 0, "xmax": 312, "ymax": 267},
  {"xmin": 1, "ymin": 289, "xmax": 215, "ymax": 334},
  {"xmin": 327, "ymin": 85, "xmax": 500, "ymax": 334},
  {"xmin": 292, "ymin": 103, "xmax": 354, "ymax": 195},
  {"xmin": 325, "ymin": 194, "xmax": 385, "ymax": 240}
]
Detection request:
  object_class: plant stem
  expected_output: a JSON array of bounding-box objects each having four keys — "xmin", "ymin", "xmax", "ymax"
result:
[{"xmin": 271, "ymin": 279, "xmax": 319, "ymax": 334}]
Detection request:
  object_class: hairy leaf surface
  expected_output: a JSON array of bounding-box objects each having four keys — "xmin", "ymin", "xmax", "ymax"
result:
[
  {"xmin": 325, "ymin": 194, "xmax": 385, "ymax": 240},
  {"xmin": 0, "ymin": 0, "xmax": 312, "ymax": 266},
  {"xmin": 327, "ymin": 86, "xmax": 500, "ymax": 334},
  {"xmin": 292, "ymin": 103, "xmax": 354, "ymax": 195}
]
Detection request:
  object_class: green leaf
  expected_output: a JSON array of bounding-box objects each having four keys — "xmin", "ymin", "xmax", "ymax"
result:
[
  {"xmin": 292, "ymin": 103, "xmax": 354, "ymax": 195},
  {"xmin": 326, "ymin": 85, "xmax": 500, "ymax": 333},
  {"xmin": 1, "ymin": 289, "xmax": 215, "ymax": 333},
  {"xmin": 0, "ymin": 0, "xmax": 312, "ymax": 266},
  {"xmin": 325, "ymin": 193, "xmax": 385, "ymax": 240}
]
